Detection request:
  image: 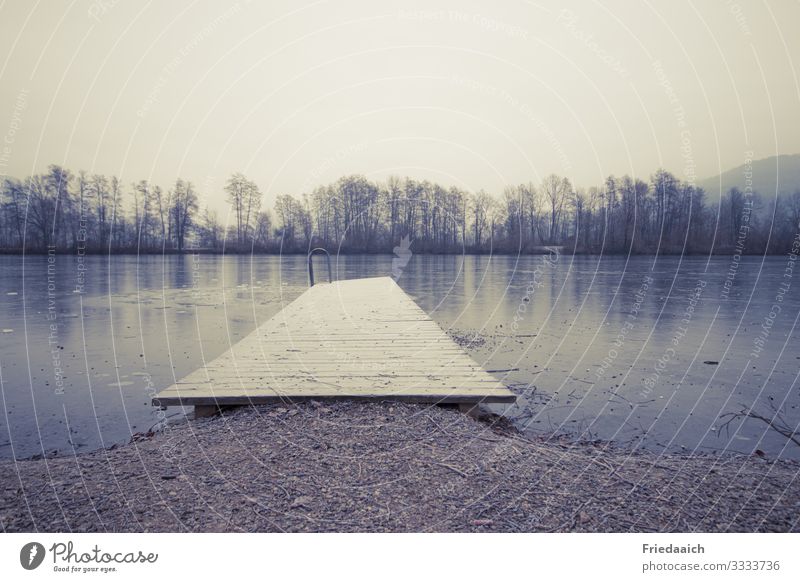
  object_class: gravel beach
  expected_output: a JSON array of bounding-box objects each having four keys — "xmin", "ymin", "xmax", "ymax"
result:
[{"xmin": 1, "ymin": 402, "xmax": 798, "ymax": 532}]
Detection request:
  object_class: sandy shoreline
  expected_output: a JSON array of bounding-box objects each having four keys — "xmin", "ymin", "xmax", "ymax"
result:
[{"xmin": 1, "ymin": 402, "xmax": 798, "ymax": 532}]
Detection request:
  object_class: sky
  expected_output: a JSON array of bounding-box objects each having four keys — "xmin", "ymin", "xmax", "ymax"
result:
[{"xmin": 0, "ymin": 0, "xmax": 798, "ymax": 213}]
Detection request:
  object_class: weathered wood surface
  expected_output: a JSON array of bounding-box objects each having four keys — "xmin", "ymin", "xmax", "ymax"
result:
[{"xmin": 153, "ymin": 277, "xmax": 516, "ymax": 407}]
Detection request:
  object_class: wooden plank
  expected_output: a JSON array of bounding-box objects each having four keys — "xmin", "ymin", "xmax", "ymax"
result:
[{"xmin": 153, "ymin": 277, "xmax": 516, "ymax": 407}]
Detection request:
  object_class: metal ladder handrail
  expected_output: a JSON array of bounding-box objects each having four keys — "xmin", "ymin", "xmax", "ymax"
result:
[{"xmin": 307, "ymin": 248, "xmax": 333, "ymax": 287}]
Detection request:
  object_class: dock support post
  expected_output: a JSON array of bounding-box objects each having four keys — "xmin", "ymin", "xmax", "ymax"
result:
[
  {"xmin": 194, "ymin": 405, "xmax": 220, "ymax": 418},
  {"xmin": 458, "ymin": 403, "xmax": 482, "ymax": 419}
]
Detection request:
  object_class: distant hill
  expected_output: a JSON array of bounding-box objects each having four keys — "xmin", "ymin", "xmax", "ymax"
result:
[{"xmin": 697, "ymin": 154, "xmax": 800, "ymax": 199}]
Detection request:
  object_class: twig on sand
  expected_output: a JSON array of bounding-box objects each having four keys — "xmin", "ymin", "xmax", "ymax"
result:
[
  {"xmin": 425, "ymin": 413, "xmax": 451, "ymax": 437},
  {"xmin": 719, "ymin": 406, "xmax": 800, "ymax": 447},
  {"xmin": 434, "ymin": 462, "xmax": 469, "ymax": 478}
]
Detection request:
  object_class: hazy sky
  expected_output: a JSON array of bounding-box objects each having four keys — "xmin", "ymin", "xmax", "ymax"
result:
[{"xmin": 1, "ymin": 0, "xmax": 798, "ymax": 212}]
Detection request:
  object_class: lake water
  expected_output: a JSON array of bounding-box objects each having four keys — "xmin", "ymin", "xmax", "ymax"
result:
[{"xmin": 1, "ymin": 254, "xmax": 798, "ymax": 460}]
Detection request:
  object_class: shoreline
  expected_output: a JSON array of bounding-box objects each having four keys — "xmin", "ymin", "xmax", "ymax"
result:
[
  {"xmin": 0, "ymin": 249, "xmax": 787, "ymax": 256},
  {"xmin": 2, "ymin": 401, "xmax": 797, "ymax": 533}
]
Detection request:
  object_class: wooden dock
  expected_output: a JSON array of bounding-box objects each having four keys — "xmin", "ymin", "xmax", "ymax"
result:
[{"xmin": 153, "ymin": 276, "xmax": 516, "ymax": 414}]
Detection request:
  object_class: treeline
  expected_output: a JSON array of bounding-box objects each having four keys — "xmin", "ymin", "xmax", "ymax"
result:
[{"xmin": 2, "ymin": 165, "xmax": 799, "ymax": 254}]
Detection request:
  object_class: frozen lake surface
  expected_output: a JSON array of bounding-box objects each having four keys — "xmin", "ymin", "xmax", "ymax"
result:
[{"xmin": 1, "ymin": 254, "xmax": 798, "ymax": 459}]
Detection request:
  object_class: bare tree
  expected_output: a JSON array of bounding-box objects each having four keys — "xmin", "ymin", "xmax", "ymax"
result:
[
  {"xmin": 170, "ymin": 179, "xmax": 198, "ymax": 251},
  {"xmin": 541, "ymin": 174, "xmax": 571, "ymax": 244},
  {"xmin": 471, "ymin": 190, "xmax": 491, "ymax": 249},
  {"xmin": 225, "ymin": 173, "xmax": 261, "ymax": 245}
]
